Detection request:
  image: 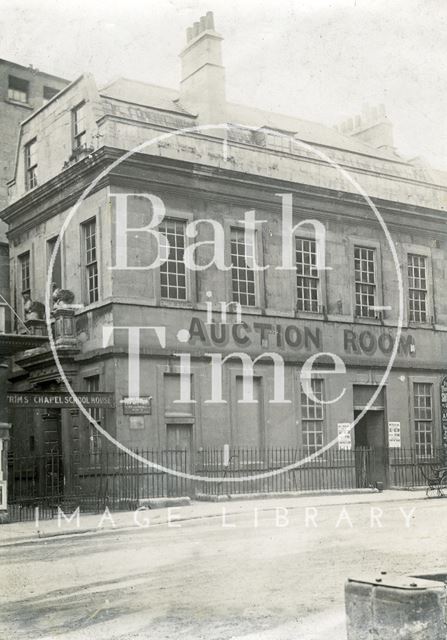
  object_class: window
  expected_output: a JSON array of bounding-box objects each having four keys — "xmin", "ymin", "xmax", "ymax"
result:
[
  {"xmin": 24, "ymin": 139, "xmax": 37, "ymax": 190},
  {"xmin": 354, "ymin": 246, "xmax": 377, "ymax": 317},
  {"xmin": 301, "ymin": 379, "xmax": 324, "ymax": 454},
  {"xmin": 47, "ymin": 237, "xmax": 62, "ymax": 290},
  {"xmin": 82, "ymin": 219, "xmax": 99, "ymax": 304},
  {"xmin": 43, "ymin": 86, "xmax": 59, "ymax": 103},
  {"xmin": 414, "ymin": 382, "xmax": 433, "ymax": 457},
  {"xmin": 19, "ymin": 252, "xmax": 31, "ymax": 296},
  {"xmin": 231, "ymin": 228, "xmax": 256, "ymax": 306},
  {"xmin": 72, "ymin": 101, "xmax": 86, "ymax": 150},
  {"xmin": 8, "ymin": 75, "xmax": 29, "ymax": 103},
  {"xmin": 86, "ymin": 376, "xmax": 102, "ymax": 462},
  {"xmin": 408, "ymin": 254, "xmax": 428, "ymax": 323},
  {"xmin": 296, "ymin": 237, "xmax": 319, "ymax": 312},
  {"xmin": 159, "ymin": 218, "xmax": 187, "ymax": 300}
]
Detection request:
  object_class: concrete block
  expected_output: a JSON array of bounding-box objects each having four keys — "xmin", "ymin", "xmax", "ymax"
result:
[
  {"xmin": 137, "ymin": 497, "xmax": 191, "ymax": 509},
  {"xmin": 345, "ymin": 574, "xmax": 447, "ymax": 639}
]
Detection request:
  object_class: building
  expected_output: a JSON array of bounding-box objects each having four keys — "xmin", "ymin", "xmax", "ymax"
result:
[
  {"xmin": 0, "ymin": 60, "xmax": 68, "ymax": 519},
  {"xmin": 1, "ymin": 12, "xmax": 447, "ymax": 496},
  {"xmin": 0, "ymin": 60, "xmax": 68, "ymax": 295}
]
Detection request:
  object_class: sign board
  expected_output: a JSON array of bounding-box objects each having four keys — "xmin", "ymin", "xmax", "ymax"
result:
[
  {"xmin": 388, "ymin": 422, "xmax": 401, "ymax": 448},
  {"xmin": 441, "ymin": 376, "xmax": 447, "ymax": 463},
  {"xmin": 338, "ymin": 423, "xmax": 352, "ymax": 450},
  {"xmin": 121, "ymin": 396, "xmax": 152, "ymax": 415},
  {"xmin": 7, "ymin": 392, "xmax": 115, "ymax": 409}
]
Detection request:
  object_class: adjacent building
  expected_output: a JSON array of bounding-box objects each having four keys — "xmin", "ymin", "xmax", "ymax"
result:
[
  {"xmin": 0, "ymin": 60, "xmax": 68, "ymax": 288},
  {"xmin": 2, "ymin": 12, "xmax": 447, "ymax": 493},
  {"xmin": 0, "ymin": 60, "xmax": 68, "ymax": 518}
]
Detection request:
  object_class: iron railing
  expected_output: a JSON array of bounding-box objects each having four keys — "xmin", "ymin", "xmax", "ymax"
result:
[
  {"xmin": 6, "ymin": 446, "xmax": 443, "ymax": 522},
  {"xmin": 7, "ymin": 448, "xmax": 189, "ymax": 521},
  {"xmin": 195, "ymin": 447, "xmax": 375, "ymax": 496},
  {"xmin": 388, "ymin": 447, "xmax": 444, "ymax": 488}
]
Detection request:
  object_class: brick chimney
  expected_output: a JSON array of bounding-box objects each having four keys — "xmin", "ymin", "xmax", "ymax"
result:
[
  {"xmin": 337, "ymin": 104, "xmax": 395, "ymax": 153},
  {"xmin": 179, "ymin": 11, "xmax": 226, "ymax": 126}
]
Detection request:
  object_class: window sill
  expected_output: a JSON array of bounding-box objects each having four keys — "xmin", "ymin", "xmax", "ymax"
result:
[
  {"xmin": 408, "ymin": 321, "xmax": 435, "ymax": 330},
  {"xmin": 295, "ymin": 310, "xmax": 326, "ymax": 322},
  {"xmin": 160, "ymin": 299, "xmax": 194, "ymax": 309},
  {"xmin": 353, "ymin": 316, "xmax": 383, "ymax": 325},
  {"xmin": 5, "ymin": 99, "xmax": 33, "ymax": 110}
]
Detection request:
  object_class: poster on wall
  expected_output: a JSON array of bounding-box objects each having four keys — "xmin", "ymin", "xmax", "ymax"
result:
[
  {"xmin": 441, "ymin": 376, "xmax": 447, "ymax": 463},
  {"xmin": 388, "ymin": 422, "xmax": 401, "ymax": 448},
  {"xmin": 337, "ymin": 423, "xmax": 352, "ymax": 450}
]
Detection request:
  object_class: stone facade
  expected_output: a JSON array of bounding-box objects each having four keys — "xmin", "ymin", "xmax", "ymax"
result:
[{"xmin": 1, "ymin": 14, "xmax": 447, "ymax": 489}]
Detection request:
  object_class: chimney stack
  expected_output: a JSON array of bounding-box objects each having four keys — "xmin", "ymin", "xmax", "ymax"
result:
[
  {"xmin": 179, "ymin": 11, "xmax": 226, "ymax": 126},
  {"xmin": 337, "ymin": 104, "xmax": 395, "ymax": 153}
]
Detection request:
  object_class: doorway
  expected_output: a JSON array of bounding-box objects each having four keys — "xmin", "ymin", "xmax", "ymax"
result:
[
  {"xmin": 41, "ymin": 409, "xmax": 64, "ymax": 496},
  {"xmin": 354, "ymin": 410, "xmax": 387, "ymax": 488},
  {"xmin": 166, "ymin": 423, "xmax": 193, "ymax": 496}
]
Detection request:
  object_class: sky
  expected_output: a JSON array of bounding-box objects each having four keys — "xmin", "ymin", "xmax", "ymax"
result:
[{"xmin": 1, "ymin": 0, "xmax": 446, "ymax": 168}]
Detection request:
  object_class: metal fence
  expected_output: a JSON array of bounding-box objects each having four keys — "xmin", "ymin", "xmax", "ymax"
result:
[
  {"xmin": 388, "ymin": 448, "xmax": 444, "ymax": 488},
  {"xmin": 7, "ymin": 449, "xmax": 189, "ymax": 522},
  {"xmin": 6, "ymin": 446, "xmax": 443, "ymax": 522},
  {"xmin": 195, "ymin": 447, "xmax": 375, "ymax": 496}
]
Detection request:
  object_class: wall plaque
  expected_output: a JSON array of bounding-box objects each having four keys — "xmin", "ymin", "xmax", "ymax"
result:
[{"xmin": 121, "ymin": 396, "xmax": 152, "ymax": 415}]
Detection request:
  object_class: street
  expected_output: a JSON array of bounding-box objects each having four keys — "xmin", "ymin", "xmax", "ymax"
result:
[{"xmin": 1, "ymin": 494, "xmax": 446, "ymax": 639}]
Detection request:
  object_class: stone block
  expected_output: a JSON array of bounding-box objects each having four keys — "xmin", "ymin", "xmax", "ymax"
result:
[{"xmin": 345, "ymin": 574, "xmax": 447, "ymax": 639}]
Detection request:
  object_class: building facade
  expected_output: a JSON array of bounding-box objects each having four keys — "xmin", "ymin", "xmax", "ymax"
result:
[
  {"xmin": 2, "ymin": 13, "xmax": 447, "ymax": 491},
  {"xmin": 0, "ymin": 60, "xmax": 68, "ymax": 517}
]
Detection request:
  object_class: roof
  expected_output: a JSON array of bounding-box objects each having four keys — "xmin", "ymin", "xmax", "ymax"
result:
[
  {"xmin": 100, "ymin": 77, "xmax": 406, "ymax": 164},
  {"xmin": 226, "ymin": 102, "xmax": 403, "ymax": 163},
  {"xmin": 0, "ymin": 58, "xmax": 68, "ymax": 84},
  {"xmin": 100, "ymin": 77, "xmax": 194, "ymax": 116}
]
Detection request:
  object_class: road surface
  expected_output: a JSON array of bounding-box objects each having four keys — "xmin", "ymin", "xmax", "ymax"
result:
[{"xmin": 1, "ymin": 495, "xmax": 446, "ymax": 639}]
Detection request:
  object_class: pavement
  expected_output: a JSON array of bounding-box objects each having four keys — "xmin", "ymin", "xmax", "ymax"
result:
[{"xmin": 0, "ymin": 488, "xmax": 428, "ymax": 547}]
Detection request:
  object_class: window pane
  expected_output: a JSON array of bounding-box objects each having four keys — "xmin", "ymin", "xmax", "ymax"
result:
[
  {"xmin": 47, "ymin": 237, "xmax": 62, "ymax": 290},
  {"xmin": 25, "ymin": 140, "xmax": 38, "ymax": 190},
  {"xmin": 408, "ymin": 254, "xmax": 428, "ymax": 322},
  {"xmin": 301, "ymin": 379, "xmax": 324, "ymax": 454},
  {"xmin": 354, "ymin": 246, "xmax": 377, "ymax": 317},
  {"xmin": 19, "ymin": 252, "xmax": 30, "ymax": 294},
  {"xmin": 296, "ymin": 237, "xmax": 319, "ymax": 312},
  {"xmin": 8, "ymin": 76, "xmax": 29, "ymax": 103},
  {"xmin": 414, "ymin": 383, "xmax": 433, "ymax": 457},
  {"xmin": 83, "ymin": 219, "xmax": 99, "ymax": 303},
  {"xmin": 231, "ymin": 228, "xmax": 256, "ymax": 306},
  {"xmin": 73, "ymin": 102, "xmax": 87, "ymax": 148},
  {"xmin": 43, "ymin": 86, "xmax": 59, "ymax": 102},
  {"xmin": 159, "ymin": 219, "xmax": 187, "ymax": 300}
]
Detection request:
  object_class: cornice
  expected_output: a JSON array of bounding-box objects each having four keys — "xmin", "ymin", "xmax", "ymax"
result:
[{"xmin": 2, "ymin": 146, "xmax": 447, "ymax": 238}]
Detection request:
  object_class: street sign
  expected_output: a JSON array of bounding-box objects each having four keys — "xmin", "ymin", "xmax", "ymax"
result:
[{"xmin": 7, "ymin": 392, "xmax": 115, "ymax": 409}]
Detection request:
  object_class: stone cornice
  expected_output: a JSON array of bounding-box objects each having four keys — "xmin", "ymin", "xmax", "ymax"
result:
[{"xmin": 2, "ymin": 146, "xmax": 447, "ymax": 239}]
